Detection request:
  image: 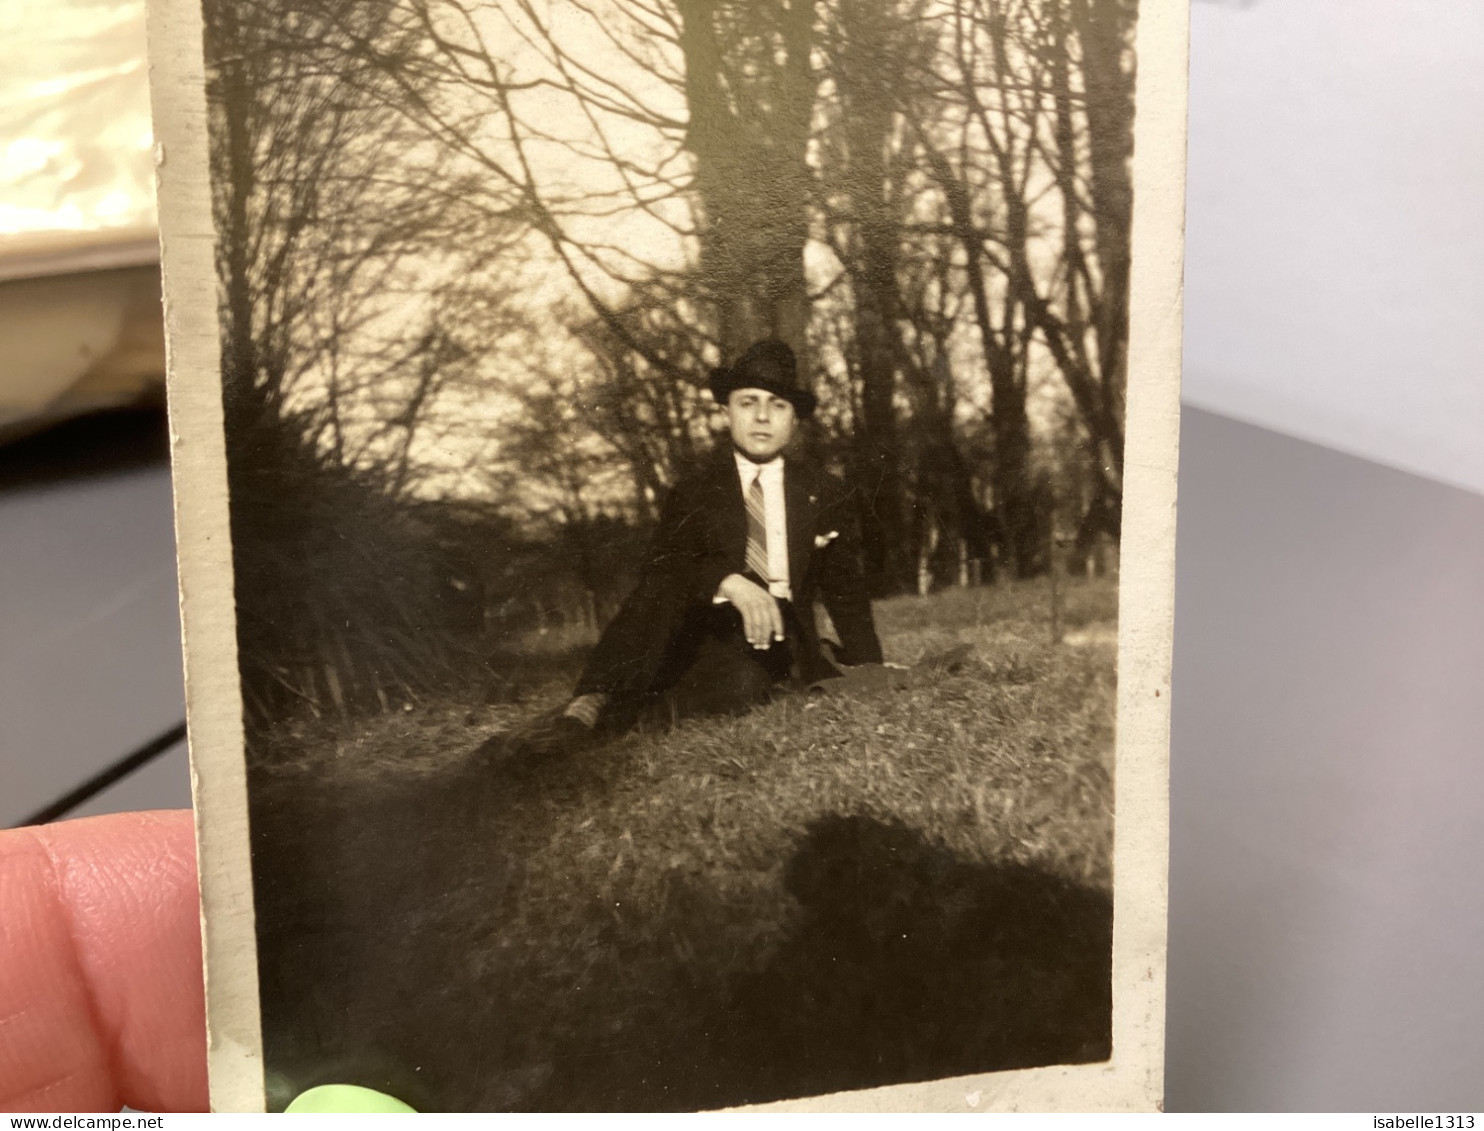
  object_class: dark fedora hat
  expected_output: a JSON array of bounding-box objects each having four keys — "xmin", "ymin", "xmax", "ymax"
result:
[{"xmin": 708, "ymin": 339, "xmax": 817, "ymax": 418}]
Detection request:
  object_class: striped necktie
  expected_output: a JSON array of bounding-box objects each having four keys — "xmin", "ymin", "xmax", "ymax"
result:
[{"xmin": 745, "ymin": 469, "xmax": 770, "ymax": 583}]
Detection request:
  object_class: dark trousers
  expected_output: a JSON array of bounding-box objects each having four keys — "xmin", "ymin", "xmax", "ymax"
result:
[{"xmin": 575, "ymin": 576, "xmax": 799, "ymax": 727}]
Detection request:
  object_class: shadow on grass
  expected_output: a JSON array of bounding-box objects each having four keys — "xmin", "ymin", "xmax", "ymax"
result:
[
  {"xmin": 249, "ymin": 754, "xmax": 1110, "ymax": 1111},
  {"xmin": 720, "ymin": 814, "xmax": 1111, "ymax": 1102}
]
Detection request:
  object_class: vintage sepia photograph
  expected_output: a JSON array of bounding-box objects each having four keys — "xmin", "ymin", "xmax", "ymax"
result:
[{"xmin": 149, "ymin": 0, "xmax": 1183, "ymax": 1111}]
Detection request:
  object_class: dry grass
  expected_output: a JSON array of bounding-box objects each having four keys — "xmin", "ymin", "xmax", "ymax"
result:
[{"xmin": 248, "ymin": 577, "xmax": 1118, "ymax": 1111}]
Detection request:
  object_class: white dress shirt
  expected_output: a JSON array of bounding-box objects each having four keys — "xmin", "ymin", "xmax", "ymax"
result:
[{"xmin": 733, "ymin": 450, "xmax": 791, "ymax": 601}]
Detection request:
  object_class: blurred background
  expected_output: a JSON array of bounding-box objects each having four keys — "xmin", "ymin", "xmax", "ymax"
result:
[{"xmin": 1, "ymin": 0, "xmax": 1481, "ymax": 1111}]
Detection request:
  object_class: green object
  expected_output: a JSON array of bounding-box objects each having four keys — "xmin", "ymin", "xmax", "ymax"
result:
[{"xmin": 285, "ymin": 1084, "xmax": 418, "ymax": 1113}]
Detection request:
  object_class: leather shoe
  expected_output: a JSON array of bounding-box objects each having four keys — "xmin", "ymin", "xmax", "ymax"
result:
[{"xmin": 507, "ymin": 713, "xmax": 596, "ymax": 760}]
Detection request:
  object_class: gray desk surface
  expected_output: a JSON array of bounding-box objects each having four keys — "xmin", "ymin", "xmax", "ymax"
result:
[
  {"xmin": 2, "ymin": 405, "xmax": 1482, "ymax": 1110},
  {"xmin": 1167, "ymin": 409, "xmax": 1484, "ymax": 1111},
  {"xmin": 0, "ymin": 416, "xmax": 189, "ymax": 825}
]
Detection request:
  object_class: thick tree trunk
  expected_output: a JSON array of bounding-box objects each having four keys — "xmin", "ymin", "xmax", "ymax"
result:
[
  {"xmin": 204, "ymin": 0, "xmax": 285, "ymax": 514},
  {"xmin": 205, "ymin": 1, "xmax": 257, "ymax": 423},
  {"xmin": 833, "ymin": 0, "xmax": 913, "ymax": 593},
  {"xmin": 904, "ymin": 352, "xmax": 994, "ymax": 582},
  {"xmin": 1071, "ymin": 0, "xmax": 1136, "ymax": 476},
  {"xmin": 676, "ymin": 0, "xmax": 816, "ymax": 360}
]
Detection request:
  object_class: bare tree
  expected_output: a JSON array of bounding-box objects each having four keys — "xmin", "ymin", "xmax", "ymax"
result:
[
  {"xmin": 204, "ymin": 0, "xmax": 529, "ymax": 721},
  {"xmin": 205, "ymin": 0, "xmax": 523, "ymax": 494},
  {"xmin": 813, "ymin": 0, "xmax": 919, "ymax": 591},
  {"xmin": 675, "ymin": 0, "xmax": 818, "ymax": 355},
  {"xmin": 209, "ymin": 0, "xmax": 1141, "ymax": 660},
  {"xmin": 890, "ymin": 0, "xmax": 1134, "ymax": 579},
  {"xmin": 1041, "ymin": 0, "xmax": 1134, "ymax": 556}
]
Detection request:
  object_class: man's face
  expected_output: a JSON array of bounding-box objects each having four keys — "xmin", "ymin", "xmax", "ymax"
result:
[{"xmin": 726, "ymin": 387, "xmax": 797, "ymax": 462}]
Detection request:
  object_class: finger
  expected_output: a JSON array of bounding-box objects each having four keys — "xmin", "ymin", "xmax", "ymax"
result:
[
  {"xmin": 750, "ymin": 601, "xmax": 771, "ymax": 648},
  {"xmin": 745, "ymin": 602, "xmax": 766, "ymax": 647},
  {"xmin": 768, "ymin": 598, "xmax": 785, "ymax": 641},
  {"xmin": 0, "ymin": 810, "xmax": 208, "ymax": 1114},
  {"xmin": 757, "ymin": 600, "xmax": 776, "ymax": 648}
]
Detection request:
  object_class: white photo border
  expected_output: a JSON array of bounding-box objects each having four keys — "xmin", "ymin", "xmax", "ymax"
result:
[{"xmin": 147, "ymin": 0, "xmax": 1187, "ymax": 1110}]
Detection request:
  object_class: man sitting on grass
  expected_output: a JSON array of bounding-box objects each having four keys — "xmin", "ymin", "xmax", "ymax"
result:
[{"xmin": 514, "ymin": 339, "xmax": 884, "ymax": 757}]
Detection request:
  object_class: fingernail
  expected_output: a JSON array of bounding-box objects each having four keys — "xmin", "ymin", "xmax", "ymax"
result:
[{"xmin": 286, "ymin": 1085, "xmax": 417, "ymax": 1113}]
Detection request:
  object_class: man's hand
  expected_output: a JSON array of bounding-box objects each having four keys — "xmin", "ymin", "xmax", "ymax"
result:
[{"xmin": 717, "ymin": 573, "xmax": 784, "ymax": 648}]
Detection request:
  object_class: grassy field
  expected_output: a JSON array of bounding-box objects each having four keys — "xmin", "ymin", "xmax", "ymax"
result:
[{"xmin": 247, "ymin": 576, "xmax": 1118, "ymax": 1111}]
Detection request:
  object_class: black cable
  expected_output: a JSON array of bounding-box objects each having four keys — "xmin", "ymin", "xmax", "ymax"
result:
[{"xmin": 15, "ymin": 720, "xmax": 189, "ymax": 828}]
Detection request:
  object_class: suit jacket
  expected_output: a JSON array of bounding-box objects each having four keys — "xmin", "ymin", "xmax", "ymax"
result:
[{"xmin": 644, "ymin": 451, "xmax": 884, "ymax": 682}]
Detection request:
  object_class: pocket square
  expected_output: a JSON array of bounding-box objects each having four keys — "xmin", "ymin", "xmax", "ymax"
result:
[{"xmin": 814, "ymin": 531, "xmax": 839, "ymax": 549}]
